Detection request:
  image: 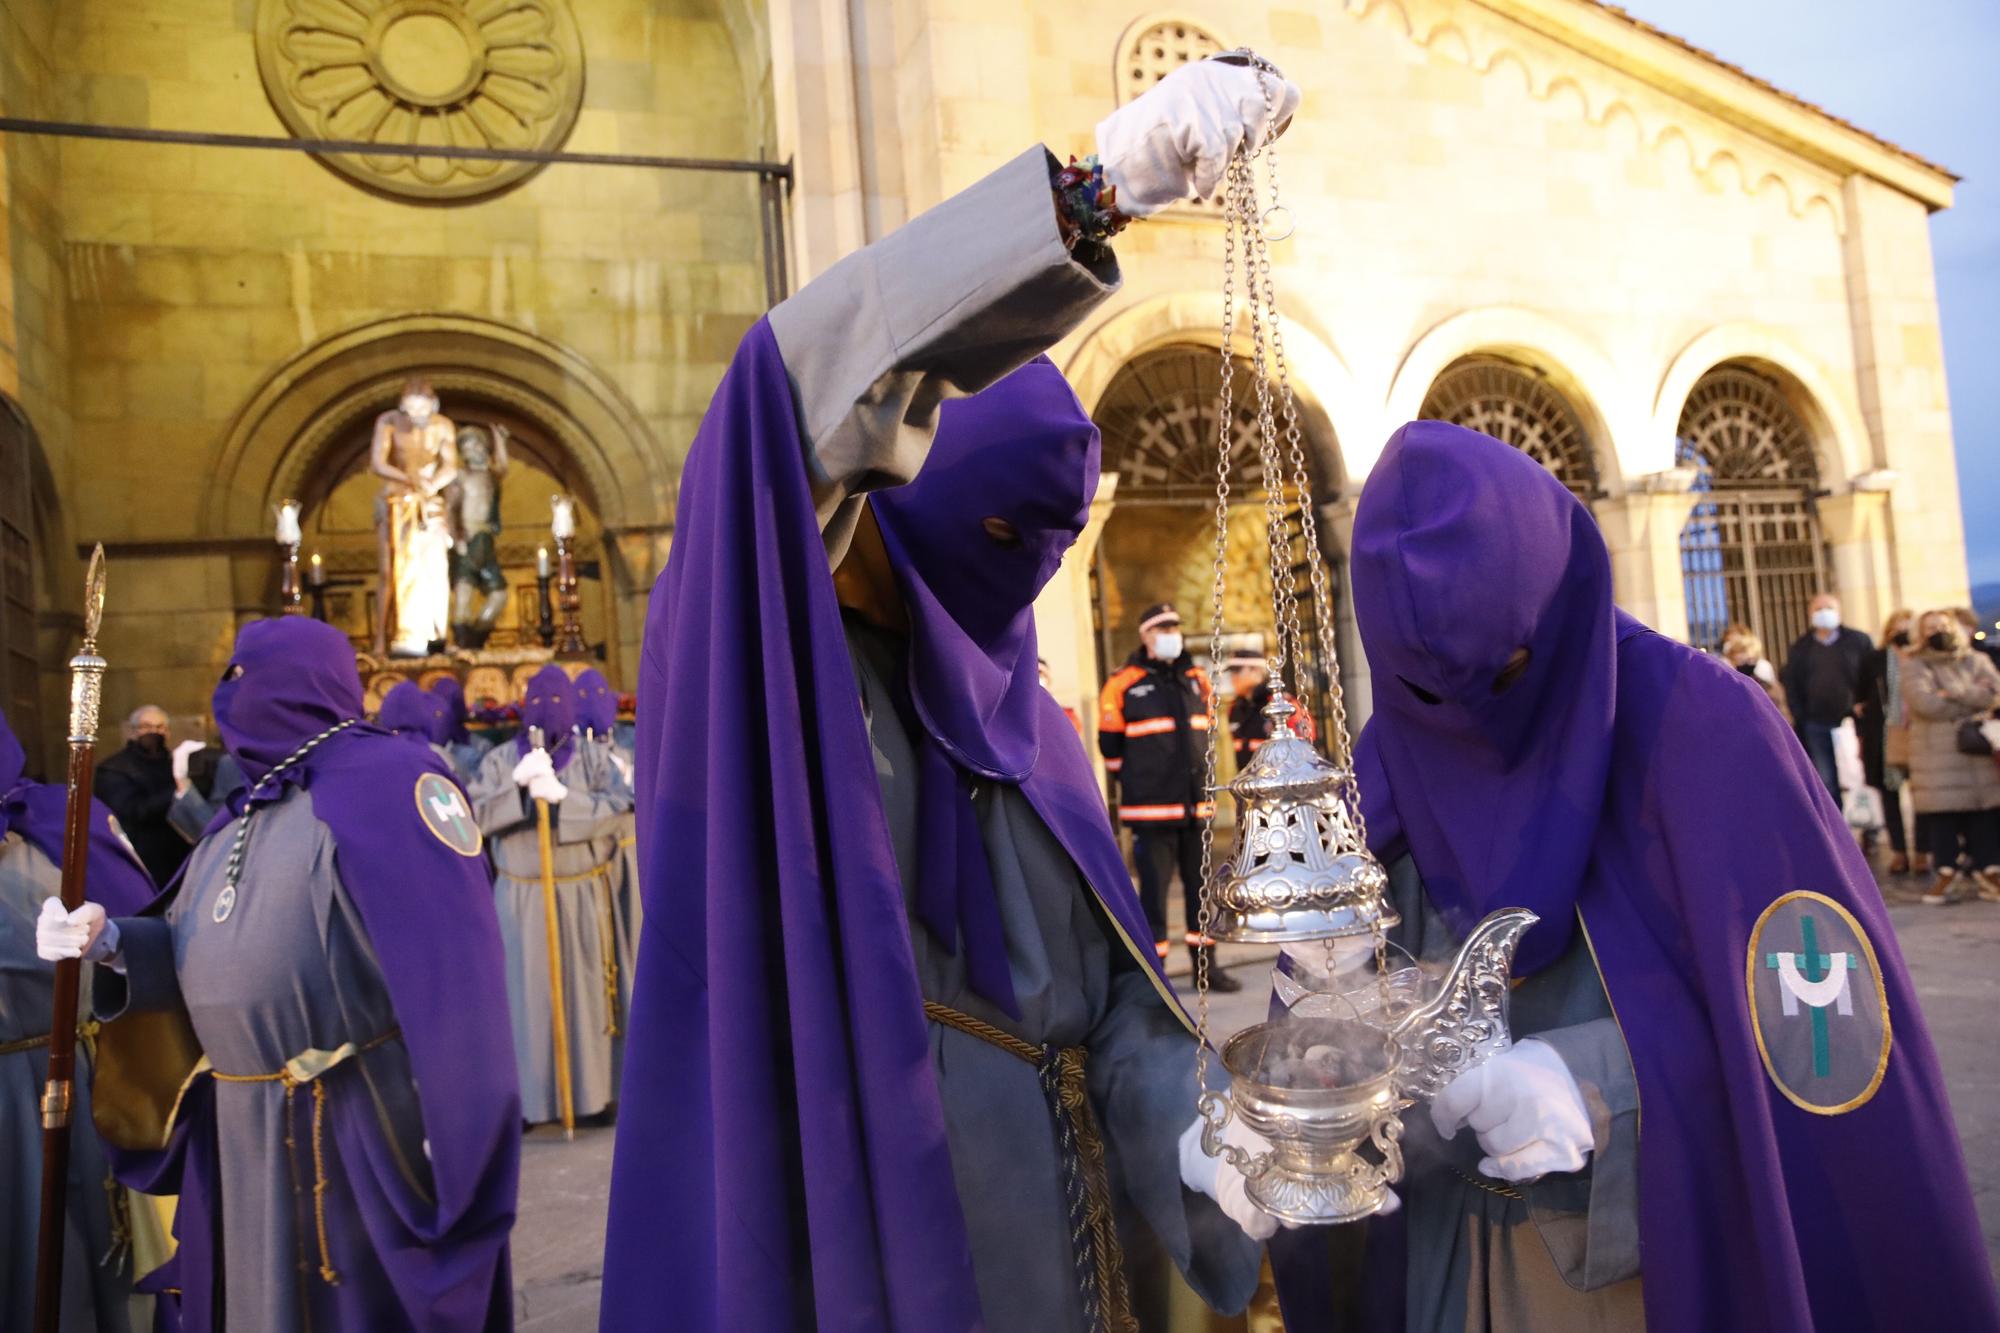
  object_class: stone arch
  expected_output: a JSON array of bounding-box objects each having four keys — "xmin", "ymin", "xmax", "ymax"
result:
[
  {"xmin": 1063, "ymin": 290, "xmax": 1367, "ymax": 490},
  {"xmin": 1652, "ymin": 323, "xmax": 1868, "ymax": 489},
  {"xmin": 1385, "ymin": 306, "xmax": 1630, "ymax": 493},
  {"xmin": 205, "ymin": 313, "xmax": 669, "ymax": 541}
]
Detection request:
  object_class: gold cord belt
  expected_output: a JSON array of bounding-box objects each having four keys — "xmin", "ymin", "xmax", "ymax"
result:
[
  {"xmin": 1451, "ymin": 1164, "xmax": 1527, "ymax": 1202},
  {"xmin": 923, "ymin": 1001, "xmax": 1136, "ymax": 1333},
  {"xmin": 0, "ymin": 1032, "xmax": 51, "ymax": 1057},
  {"xmin": 212, "ymin": 1028, "xmax": 402, "ymax": 1287},
  {"xmin": 494, "ymin": 858, "xmax": 625, "ymax": 1036}
]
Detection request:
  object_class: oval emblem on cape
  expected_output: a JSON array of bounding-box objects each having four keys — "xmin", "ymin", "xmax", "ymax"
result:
[
  {"xmin": 414, "ymin": 772, "xmax": 482, "ymax": 857},
  {"xmin": 1746, "ymin": 890, "xmax": 1890, "ymax": 1115}
]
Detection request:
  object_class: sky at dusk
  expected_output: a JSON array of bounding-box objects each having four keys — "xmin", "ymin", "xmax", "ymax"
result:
[{"xmin": 1626, "ymin": 0, "xmax": 2000, "ymax": 586}]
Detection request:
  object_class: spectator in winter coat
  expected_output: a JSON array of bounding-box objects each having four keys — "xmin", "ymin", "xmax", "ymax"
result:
[
  {"xmin": 1780, "ymin": 594, "xmax": 1873, "ymax": 803},
  {"xmin": 1901, "ymin": 609, "xmax": 2000, "ymax": 904}
]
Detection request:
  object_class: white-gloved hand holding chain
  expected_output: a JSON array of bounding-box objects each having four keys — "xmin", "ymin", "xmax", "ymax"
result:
[
  {"xmin": 1096, "ymin": 57, "xmax": 1303, "ymax": 217},
  {"xmin": 1430, "ymin": 1038, "xmax": 1594, "ymax": 1182},
  {"xmin": 36, "ymin": 896, "xmax": 120, "ymax": 966}
]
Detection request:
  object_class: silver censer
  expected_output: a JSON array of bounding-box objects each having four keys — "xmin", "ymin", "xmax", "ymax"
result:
[{"xmin": 1198, "ymin": 694, "xmax": 1539, "ymax": 1225}]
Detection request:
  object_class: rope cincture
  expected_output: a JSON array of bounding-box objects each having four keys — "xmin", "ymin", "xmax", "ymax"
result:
[
  {"xmin": 212, "ymin": 1027, "xmax": 402, "ymax": 1288},
  {"xmin": 923, "ymin": 1001, "xmax": 1137, "ymax": 1333}
]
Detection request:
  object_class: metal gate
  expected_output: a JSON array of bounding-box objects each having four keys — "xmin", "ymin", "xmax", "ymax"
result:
[{"xmin": 1676, "ymin": 365, "xmax": 1827, "ymax": 654}]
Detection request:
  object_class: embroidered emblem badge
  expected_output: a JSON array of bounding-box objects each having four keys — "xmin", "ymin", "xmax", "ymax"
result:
[
  {"xmin": 414, "ymin": 772, "xmax": 482, "ymax": 857},
  {"xmin": 1746, "ymin": 890, "xmax": 1890, "ymax": 1114}
]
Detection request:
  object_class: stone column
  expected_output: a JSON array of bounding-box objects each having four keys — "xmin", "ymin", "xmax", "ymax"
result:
[
  {"xmin": 1034, "ymin": 473, "xmax": 1118, "ymax": 788},
  {"xmin": 1818, "ymin": 489, "xmax": 1897, "ymax": 631},
  {"xmin": 1591, "ymin": 486, "xmax": 1704, "ymax": 643}
]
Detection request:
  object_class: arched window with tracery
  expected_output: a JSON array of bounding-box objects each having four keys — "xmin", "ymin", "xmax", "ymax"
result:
[
  {"xmin": 1419, "ymin": 355, "xmax": 1603, "ymax": 499},
  {"xmin": 1676, "ymin": 363, "xmax": 1828, "ymax": 654},
  {"xmin": 1117, "ymin": 17, "xmax": 1226, "ymax": 105},
  {"xmin": 1091, "ymin": 344, "xmax": 1348, "ymax": 744}
]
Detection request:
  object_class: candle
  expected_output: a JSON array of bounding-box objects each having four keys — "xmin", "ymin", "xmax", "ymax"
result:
[
  {"xmin": 550, "ymin": 495, "xmax": 576, "ymax": 541},
  {"xmin": 308, "ymin": 552, "xmax": 325, "ymax": 586},
  {"xmin": 537, "ymin": 546, "xmax": 550, "ymax": 578},
  {"xmin": 275, "ymin": 500, "xmax": 302, "ymax": 546}
]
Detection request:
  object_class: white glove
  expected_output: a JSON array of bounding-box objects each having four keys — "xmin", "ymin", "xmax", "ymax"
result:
[
  {"xmin": 526, "ymin": 771, "xmax": 570, "ymax": 805},
  {"xmin": 36, "ymin": 898, "xmax": 120, "ymax": 964},
  {"xmin": 1430, "ymin": 1038, "xmax": 1593, "ymax": 1182},
  {"xmin": 511, "ymin": 747, "xmax": 555, "ymax": 788},
  {"xmin": 1096, "ymin": 57, "xmax": 1303, "ymax": 216},
  {"xmin": 171, "ymin": 738, "xmax": 205, "ymax": 793}
]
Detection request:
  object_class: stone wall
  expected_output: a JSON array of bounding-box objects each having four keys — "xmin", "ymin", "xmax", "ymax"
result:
[{"xmin": 3, "ymin": 0, "xmax": 771, "ymax": 744}]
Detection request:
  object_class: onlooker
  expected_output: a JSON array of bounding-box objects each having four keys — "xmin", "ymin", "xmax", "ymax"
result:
[
  {"xmin": 1901, "ymin": 609, "xmax": 2000, "ymax": 904},
  {"xmin": 1223, "ymin": 650, "xmax": 1315, "ymax": 769},
  {"xmin": 1953, "ymin": 607, "xmax": 2000, "ymax": 669},
  {"xmin": 1857, "ymin": 609, "xmax": 1919, "ymax": 874},
  {"xmin": 93, "ymin": 704, "xmax": 189, "ymax": 886},
  {"xmin": 1099, "ymin": 602, "xmax": 1239, "ymax": 990},
  {"xmin": 1780, "ymin": 593, "xmax": 1873, "ymax": 803},
  {"xmin": 1720, "ymin": 623, "xmax": 1791, "ymax": 725}
]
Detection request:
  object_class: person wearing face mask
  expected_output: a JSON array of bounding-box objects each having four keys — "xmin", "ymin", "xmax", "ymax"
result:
[
  {"xmin": 1857, "ymin": 609, "xmax": 1918, "ymax": 873},
  {"xmin": 1099, "ymin": 604, "xmax": 1241, "ymax": 992},
  {"xmin": 467, "ymin": 665, "xmax": 634, "ymax": 1125},
  {"xmin": 1267, "ymin": 422, "xmax": 1995, "ymax": 1332},
  {"xmin": 1719, "ymin": 624, "xmax": 1791, "ymax": 724},
  {"xmin": 37, "ymin": 617, "xmax": 520, "ymax": 1332},
  {"xmin": 604, "ymin": 58, "xmax": 1294, "ymax": 1328},
  {"xmin": 1900, "ymin": 609, "xmax": 2000, "ymax": 904},
  {"xmin": 94, "ymin": 705, "xmax": 190, "ymax": 887},
  {"xmin": 1780, "ymin": 593, "xmax": 1874, "ymax": 803}
]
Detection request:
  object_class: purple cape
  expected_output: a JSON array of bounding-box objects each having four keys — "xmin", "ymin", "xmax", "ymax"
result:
[
  {"xmin": 515, "ymin": 663, "xmax": 577, "ymax": 770},
  {"xmin": 0, "ymin": 705, "xmax": 158, "ymax": 911},
  {"xmin": 603, "ymin": 320, "xmax": 1180, "ymax": 1330},
  {"xmin": 116, "ymin": 618, "xmax": 519, "ymax": 1332},
  {"xmin": 1342, "ymin": 423, "xmax": 1998, "ymax": 1330},
  {"xmin": 572, "ymin": 667, "xmax": 618, "ymax": 737},
  {"xmin": 378, "ymin": 679, "xmax": 452, "ymax": 747},
  {"xmin": 428, "ymin": 676, "xmax": 473, "ymax": 744}
]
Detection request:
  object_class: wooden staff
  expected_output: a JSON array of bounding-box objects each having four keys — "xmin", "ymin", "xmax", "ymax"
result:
[
  {"xmin": 34, "ymin": 545, "xmax": 107, "ymax": 1333},
  {"xmin": 530, "ymin": 726, "xmax": 577, "ymax": 1139}
]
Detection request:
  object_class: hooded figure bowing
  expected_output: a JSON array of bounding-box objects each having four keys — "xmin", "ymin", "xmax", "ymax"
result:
[
  {"xmin": 1267, "ymin": 422, "xmax": 1999, "ymax": 1332},
  {"xmin": 37, "ymin": 616, "xmax": 520, "ymax": 1333},
  {"xmin": 7, "ymin": 705, "xmax": 158, "ymax": 1333},
  {"xmin": 467, "ymin": 664, "xmax": 633, "ymax": 1125}
]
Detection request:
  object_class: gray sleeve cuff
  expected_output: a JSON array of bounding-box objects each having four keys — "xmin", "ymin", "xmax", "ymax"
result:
[
  {"xmin": 1523, "ymin": 1017, "xmax": 1643, "ymax": 1290},
  {"xmin": 769, "ymin": 144, "xmax": 1121, "ymax": 549},
  {"xmin": 92, "ymin": 916, "xmax": 181, "ymax": 1020}
]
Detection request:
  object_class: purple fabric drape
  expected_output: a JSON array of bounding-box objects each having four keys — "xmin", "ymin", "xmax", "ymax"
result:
[
  {"xmin": 0, "ymin": 705, "xmax": 158, "ymax": 910},
  {"xmin": 119, "ymin": 618, "xmax": 519, "ymax": 1332},
  {"xmin": 1342, "ymin": 422, "xmax": 1997, "ymax": 1331},
  {"xmin": 377, "ymin": 679, "xmax": 452, "ymax": 746},
  {"xmin": 428, "ymin": 677, "xmax": 473, "ymax": 745},
  {"xmin": 604, "ymin": 322, "xmax": 1180, "ymax": 1331}
]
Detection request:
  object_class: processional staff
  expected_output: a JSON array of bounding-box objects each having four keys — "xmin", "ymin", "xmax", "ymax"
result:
[
  {"xmin": 33, "ymin": 545, "xmax": 107, "ymax": 1333},
  {"xmin": 530, "ymin": 724, "xmax": 578, "ymax": 1139}
]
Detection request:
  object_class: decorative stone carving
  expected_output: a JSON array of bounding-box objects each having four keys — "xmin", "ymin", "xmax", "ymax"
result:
[{"xmin": 255, "ymin": 0, "xmax": 586, "ymax": 202}]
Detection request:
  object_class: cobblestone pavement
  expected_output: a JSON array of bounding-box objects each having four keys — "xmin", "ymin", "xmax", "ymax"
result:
[{"xmin": 513, "ymin": 877, "xmax": 2000, "ymax": 1327}]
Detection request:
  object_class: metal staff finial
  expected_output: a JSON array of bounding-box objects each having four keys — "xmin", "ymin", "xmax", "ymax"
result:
[{"xmin": 81, "ymin": 544, "xmax": 105, "ymax": 648}]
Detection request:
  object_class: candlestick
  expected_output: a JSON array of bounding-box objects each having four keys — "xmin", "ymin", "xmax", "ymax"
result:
[
  {"xmin": 554, "ymin": 533, "xmax": 587, "ymax": 660},
  {"xmin": 308, "ymin": 552, "xmax": 325, "ymax": 587},
  {"xmin": 274, "ymin": 499, "xmax": 302, "ymax": 546},
  {"xmin": 536, "ymin": 545, "xmax": 551, "ymax": 579}
]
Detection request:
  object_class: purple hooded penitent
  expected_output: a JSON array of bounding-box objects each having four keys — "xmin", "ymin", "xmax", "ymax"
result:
[
  {"xmin": 1339, "ymin": 422, "xmax": 1997, "ymax": 1330},
  {"xmin": 516, "ymin": 664, "xmax": 577, "ymax": 770},
  {"xmin": 428, "ymin": 676, "xmax": 473, "ymax": 745},
  {"xmin": 602, "ymin": 324, "xmax": 1178, "ymax": 1330},
  {"xmin": 112, "ymin": 618, "xmax": 519, "ymax": 1332},
  {"xmin": 0, "ymin": 706, "xmax": 157, "ymax": 910},
  {"xmin": 377, "ymin": 679, "xmax": 452, "ymax": 747},
  {"xmin": 572, "ymin": 667, "xmax": 618, "ymax": 738}
]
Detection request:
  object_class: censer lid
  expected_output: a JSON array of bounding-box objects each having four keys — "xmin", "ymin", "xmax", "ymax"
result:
[{"xmin": 1227, "ymin": 692, "xmax": 1345, "ymax": 800}]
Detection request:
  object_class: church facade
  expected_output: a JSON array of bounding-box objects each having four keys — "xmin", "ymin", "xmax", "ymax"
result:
[{"xmin": 0, "ymin": 0, "xmax": 1965, "ymax": 769}]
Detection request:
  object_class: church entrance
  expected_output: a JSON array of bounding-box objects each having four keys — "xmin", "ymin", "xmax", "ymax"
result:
[{"xmin": 1087, "ymin": 343, "xmax": 1349, "ymax": 748}]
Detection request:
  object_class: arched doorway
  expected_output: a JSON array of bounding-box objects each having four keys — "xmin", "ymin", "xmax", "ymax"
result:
[
  {"xmin": 1676, "ymin": 362, "xmax": 1828, "ymax": 654},
  {"xmin": 0, "ymin": 397, "xmax": 46, "ymax": 774},
  {"xmin": 1088, "ymin": 343, "xmax": 1347, "ymax": 742},
  {"xmin": 1419, "ymin": 354, "xmax": 1604, "ymax": 498}
]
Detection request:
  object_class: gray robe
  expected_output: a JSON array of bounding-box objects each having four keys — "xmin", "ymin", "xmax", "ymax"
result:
[
  {"xmin": 0, "ymin": 833, "xmax": 134, "ymax": 1333},
  {"xmin": 1385, "ymin": 855, "xmax": 1645, "ymax": 1331},
  {"xmin": 97, "ymin": 791, "xmax": 434, "ymax": 1333},
  {"xmin": 767, "ymin": 144, "xmax": 1262, "ymax": 1327},
  {"xmin": 467, "ymin": 741, "xmax": 632, "ymax": 1124}
]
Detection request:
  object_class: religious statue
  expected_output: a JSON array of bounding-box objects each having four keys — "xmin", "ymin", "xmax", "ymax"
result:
[
  {"xmin": 370, "ymin": 378, "xmax": 459, "ymax": 657},
  {"xmin": 448, "ymin": 421, "xmax": 512, "ymax": 648}
]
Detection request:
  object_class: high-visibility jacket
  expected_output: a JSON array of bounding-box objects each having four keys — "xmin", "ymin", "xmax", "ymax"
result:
[
  {"xmin": 1098, "ymin": 650, "xmax": 1214, "ymax": 823},
  {"xmin": 1228, "ymin": 680, "xmax": 1316, "ymax": 769}
]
